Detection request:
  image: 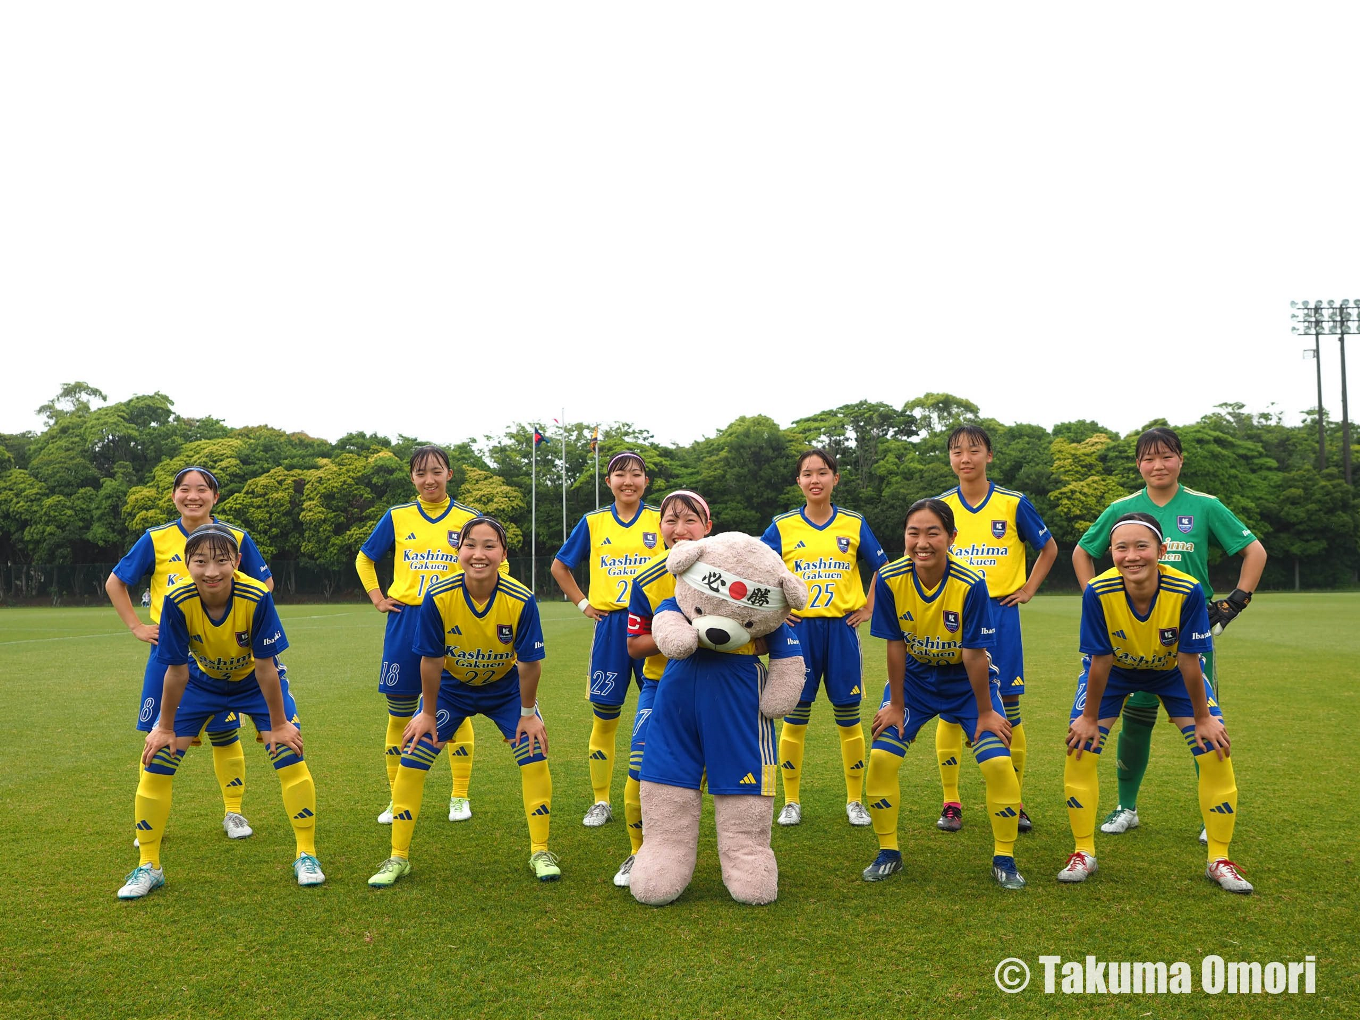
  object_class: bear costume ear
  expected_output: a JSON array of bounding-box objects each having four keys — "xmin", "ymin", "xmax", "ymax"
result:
[
  {"xmin": 778, "ymin": 569, "xmax": 809, "ymax": 611},
  {"xmin": 666, "ymin": 538, "xmax": 706, "ymax": 575}
]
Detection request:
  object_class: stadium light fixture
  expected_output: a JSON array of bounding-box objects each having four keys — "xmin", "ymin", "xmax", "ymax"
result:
[{"xmin": 1291, "ymin": 298, "xmax": 1355, "ymax": 484}]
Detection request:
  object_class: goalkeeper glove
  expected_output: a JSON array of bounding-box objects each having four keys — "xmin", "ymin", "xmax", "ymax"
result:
[{"xmin": 1209, "ymin": 588, "xmax": 1252, "ymax": 636}]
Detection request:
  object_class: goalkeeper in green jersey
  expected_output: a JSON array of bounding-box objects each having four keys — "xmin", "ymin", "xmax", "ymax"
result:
[{"xmin": 1071, "ymin": 427, "xmax": 1267, "ymax": 840}]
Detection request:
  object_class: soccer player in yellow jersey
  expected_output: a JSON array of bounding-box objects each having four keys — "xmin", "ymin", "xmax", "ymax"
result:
[
  {"xmin": 356, "ymin": 445, "xmax": 507, "ymax": 826},
  {"xmin": 934, "ymin": 426, "xmax": 1057, "ymax": 834},
  {"xmin": 106, "ymin": 466, "xmax": 274, "ymax": 842},
  {"xmin": 761, "ymin": 449, "xmax": 888, "ymax": 828},
  {"xmin": 615, "ymin": 489, "xmax": 715, "ymax": 886},
  {"xmin": 865, "ymin": 499, "xmax": 1025, "ymax": 889},
  {"xmin": 116, "ymin": 525, "xmax": 322, "ymax": 898},
  {"xmin": 368, "ymin": 516, "xmax": 559, "ymax": 886},
  {"xmin": 551, "ymin": 452, "xmax": 664, "ymax": 827},
  {"xmin": 1059, "ymin": 512, "xmax": 1250, "ymax": 893}
]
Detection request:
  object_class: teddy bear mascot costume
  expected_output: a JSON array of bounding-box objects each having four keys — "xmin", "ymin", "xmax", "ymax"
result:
[{"xmin": 629, "ymin": 532, "xmax": 808, "ymax": 906}]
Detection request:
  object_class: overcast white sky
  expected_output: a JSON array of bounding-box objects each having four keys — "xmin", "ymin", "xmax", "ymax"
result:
[{"xmin": 3, "ymin": 4, "xmax": 1357, "ymax": 449}]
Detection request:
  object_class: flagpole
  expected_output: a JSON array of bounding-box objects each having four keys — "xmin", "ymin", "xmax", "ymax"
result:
[
  {"xmin": 594, "ymin": 427, "xmax": 600, "ymax": 510},
  {"xmin": 560, "ymin": 408, "xmax": 567, "ymax": 548},
  {"xmin": 531, "ymin": 427, "xmax": 537, "ymax": 594}
]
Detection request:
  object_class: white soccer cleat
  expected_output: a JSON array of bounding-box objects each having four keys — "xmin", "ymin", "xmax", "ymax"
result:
[
  {"xmin": 1099, "ymin": 806, "xmax": 1139, "ymax": 834},
  {"xmin": 1199, "ymin": 826, "xmax": 1208, "ymax": 846},
  {"xmin": 582, "ymin": 801, "xmax": 613, "ymax": 827},
  {"xmin": 1206, "ymin": 858, "xmax": 1253, "ymax": 894},
  {"xmin": 846, "ymin": 801, "xmax": 871, "ymax": 827},
  {"xmin": 1057, "ymin": 851, "xmax": 1098, "ymax": 883},
  {"xmin": 293, "ymin": 853, "xmax": 326, "ymax": 887},
  {"xmin": 117, "ymin": 863, "xmax": 165, "ymax": 899},
  {"xmin": 133, "ymin": 838, "xmax": 139, "ymax": 849},
  {"xmin": 613, "ymin": 854, "xmax": 636, "ymax": 887},
  {"xmin": 777, "ymin": 802, "xmax": 802, "ymax": 827},
  {"xmin": 223, "ymin": 812, "xmax": 253, "ymax": 839},
  {"xmin": 448, "ymin": 797, "xmax": 472, "ymax": 822},
  {"xmin": 377, "ymin": 801, "xmax": 394, "ymax": 825}
]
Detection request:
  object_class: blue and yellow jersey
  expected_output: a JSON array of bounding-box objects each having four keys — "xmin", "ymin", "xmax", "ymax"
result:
[
  {"xmin": 359, "ymin": 497, "xmax": 507, "ymax": 605},
  {"xmin": 556, "ymin": 504, "xmax": 664, "ymax": 611},
  {"xmin": 413, "ymin": 574, "xmax": 546, "ymax": 687},
  {"xmin": 870, "ymin": 556, "xmax": 994, "ymax": 691},
  {"xmin": 1080, "ymin": 564, "xmax": 1213, "ymax": 678},
  {"xmin": 627, "ymin": 554, "xmax": 757, "ymax": 679},
  {"xmin": 937, "ymin": 483, "xmax": 1052, "ymax": 598},
  {"xmin": 114, "ymin": 518, "xmax": 270, "ymax": 625},
  {"xmin": 157, "ymin": 572, "xmax": 287, "ymax": 683},
  {"xmin": 761, "ymin": 506, "xmax": 888, "ymax": 617}
]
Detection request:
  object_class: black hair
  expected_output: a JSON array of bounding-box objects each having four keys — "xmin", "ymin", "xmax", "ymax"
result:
[
  {"xmin": 659, "ymin": 489, "xmax": 710, "ymax": 523},
  {"xmin": 1110, "ymin": 511, "xmax": 1164, "ymax": 544},
  {"xmin": 409, "ymin": 445, "xmax": 451, "ymax": 473},
  {"xmin": 1135, "ymin": 427, "xmax": 1182, "ymax": 462},
  {"xmin": 903, "ymin": 497, "xmax": 956, "ymax": 534},
  {"xmin": 946, "ymin": 424, "xmax": 992, "ymax": 454},
  {"xmin": 607, "ymin": 451, "xmax": 647, "ymax": 476},
  {"xmin": 458, "ymin": 515, "xmax": 508, "ymax": 551},
  {"xmin": 795, "ymin": 448, "xmax": 838, "ymax": 477},
  {"xmin": 173, "ymin": 466, "xmax": 220, "ymax": 494},
  {"xmin": 184, "ymin": 524, "xmax": 239, "ymax": 561}
]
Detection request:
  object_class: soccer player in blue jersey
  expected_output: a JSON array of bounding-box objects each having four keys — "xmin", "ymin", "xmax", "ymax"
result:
[
  {"xmin": 116, "ymin": 525, "xmax": 322, "ymax": 898},
  {"xmin": 934, "ymin": 426, "xmax": 1057, "ymax": 834},
  {"xmin": 356, "ymin": 445, "xmax": 503, "ymax": 826},
  {"xmin": 106, "ymin": 467, "xmax": 273, "ymax": 842},
  {"xmin": 1059, "ymin": 513, "xmax": 1250, "ymax": 893},
  {"xmin": 551, "ymin": 452, "xmax": 664, "ymax": 827},
  {"xmin": 368, "ymin": 517, "xmax": 559, "ymax": 886},
  {"xmin": 615, "ymin": 489, "xmax": 714, "ymax": 886},
  {"xmin": 864, "ymin": 499, "xmax": 1025, "ymax": 889},
  {"xmin": 762, "ymin": 449, "xmax": 889, "ymax": 828}
]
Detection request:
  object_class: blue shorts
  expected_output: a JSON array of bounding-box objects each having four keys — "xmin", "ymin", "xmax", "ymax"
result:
[
  {"xmin": 790, "ymin": 616, "xmax": 864, "ymax": 705},
  {"xmin": 431, "ymin": 669, "xmax": 540, "ymax": 742},
  {"xmin": 639, "ymin": 651, "xmax": 777, "ymax": 796},
  {"xmin": 138, "ymin": 645, "xmax": 241, "ymax": 734},
  {"xmin": 628, "ymin": 679, "xmax": 659, "ymax": 781},
  {"xmin": 587, "ymin": 609, "xmax": 645, "ymax": 708},
  {"xmin": 377, "ymin": 602, "xmax": 423, "ymax": 697},
  {"xmin": 1071, "ymin": 654, "xmax": 1224, "ymax": 722},
  {"xmin": 172, "ymin": 668, "xmax": 299, "ymax": 739},
  {"xmin": 872, "ymin": 672, "xmax": 1010, "ymax": 764},
  {"xmin": 989, "ymin": 599, "xmax": 1025, "ymax": 697}
]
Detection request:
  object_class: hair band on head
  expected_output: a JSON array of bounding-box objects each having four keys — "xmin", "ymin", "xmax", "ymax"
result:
[
  {"xmin": 663, "ymin": 489, "xmax": 710, "ymax": 521},
  {"xmin": 607, "ymin": 451, "xmax": 646, "ymax": 475},
  {"xmin": 174, "ymin": 465, "xmax": 219, "ymax": 488},
  {"xmin": 459, "ymin": 515, "xmax": 508, "ymax": 548},
  {"xmin": 1110, "ymin": 515, "xmax": 1163, "ymax": 544}
]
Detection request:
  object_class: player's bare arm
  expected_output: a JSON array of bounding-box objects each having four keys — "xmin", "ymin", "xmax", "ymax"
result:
[{"xmin": 1001, "ymin": 538, "xmax": 1059, "ymax": 607}]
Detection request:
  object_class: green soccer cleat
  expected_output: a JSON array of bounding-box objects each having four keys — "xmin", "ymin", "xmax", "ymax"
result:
[
  {"xmin": 377, "ymin": 801, "xmax": 394, "ymax": 825},
  {"xmin": 529, "ymin": 850, "xmax": 562, "ymax": 882},
  {"xmin": 448, "ymin": 796, "xmax": 472, "ymax": 822},
  {"xmin": 368, "ymin": 857, "xmax": 411, "ymax": 888},
  {"xmin": 117, "ymin": 863, "xmax": 165, "ymax": 900},
  {"xmin": 992, "ymin": 855, "xmax": 1027, "ymax": 890},
  {"xmin": 293, "ymin": 853, "xmax": 325, "ymax": 887}
]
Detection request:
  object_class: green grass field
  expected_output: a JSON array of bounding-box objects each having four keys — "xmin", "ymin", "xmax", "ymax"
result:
[{"xmin": 2, "ymin": 596, "xmax": 1357, "ymax": 1019}]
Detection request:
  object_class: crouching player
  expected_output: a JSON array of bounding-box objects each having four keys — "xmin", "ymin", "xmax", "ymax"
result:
[
  {"xmin": 368, "ymin": 517, "xmax": 560, "ymax": 887},
  {"xmin": 863, "ymin": 499, "xmax": 1025, "ymax": 890},
  {"xmin": 117, "ymin": 525, "xmax": 322, "ymax": 898},
  {"xmin": 1059, "ymin": 512, "xmax": 1251, "ymax": 893}
]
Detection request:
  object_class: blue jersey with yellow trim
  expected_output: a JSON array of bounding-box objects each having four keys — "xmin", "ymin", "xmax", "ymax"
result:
[
  {"xmin": 556, "ymin": 503, "xmax": 664, "ymax": 611},
  {"xmin": 761, "ymin": 506, "xmax": 888, "ymax": 617},
  {"xmin": 413, "ymin": 574, "xmax": 546, "ymax": 686},
  {"xmin": 360, "ymin": 497, "xmax": 507, "ymax": 605},
  {"xmin": 1080, "ymin": 564, "xmax": 1212, "ymax": 679},
  {"xmin": 870, "ymin": 556, "xmax": 994, "ymax": 690},
  {"xmin": 937, "ymin": 483, "xmax": 1051, "ymax": 597},
  {"xmin": 157, "ymin": 572, "xmax": 287, "ymax": 682},
  {"xmin": 113, "ymin": 518, "xmax": 270, "ymax": 625}
]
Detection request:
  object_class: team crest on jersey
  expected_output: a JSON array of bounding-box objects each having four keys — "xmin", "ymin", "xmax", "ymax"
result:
[
  {"xmin": 1159, "ymin": 627, "xmax": 1178, "ymax": 647},
  {"xmin": 496, "ymin": 624, "xmax": 513, "ymax": 644},
  {"xmin": 234, "ymin": 631, "xmax": 251, "ymax": 648},
  {"xmin": 1177, "ymin": 515, "xmax": 1194, "ymax": 534},
  {"xmin": 991, "ymin": 520, "xmax": 1007, "ymax": 539},
  {"xmin": 943, "ymin": 610, "xmax": 960, "ymax": 633},
  {"xmin": 448, "ymin": 530, "xmax": 460, "ymax": 547},
  {"xmin": 836, "ymin": 536, "xmax": 851, "ymax": 553},
  {"xmin": 642, "ymin": 532, "xmax": 658, "ymax": 549}
]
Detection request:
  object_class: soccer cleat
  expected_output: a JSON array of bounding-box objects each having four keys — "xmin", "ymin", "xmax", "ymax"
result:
[
  {"xmin": 293, "ymin": 853, "xmax": 325, "ymax": 887},
  {"xmin": 1199, "ymin": 826, "xmax": 1208, "ymax": 846},
  {"xmin": 1018, "ymin": 808, "xmax": 1033, "ymax": 833},
  {"xmin": 992, "ymin": 855, "xmax": 1027, "ymax": 890},
  {"xmin": 529, "ymin": 850, "xmax": 562, "ymax": 882},
  {"xmin": 448, "ymin": 797, "xmax": 472, "ymax": 823},
  {"xmin": 936, "ymin": 802, "xmax": 963, "ymax": 831},
  {"xmin": 223, "ymin": 812, "xmax": 253, "ymax": 839},
  {"xmin": 861, "ymin": 849, "xmax": 903, "ymax": 882},
  {"xmin": 116, "ymin": 863, "xmax": 165, "ymax": 899},
  {"xmin": 377, "ymin": 802, "xmax": 394, "ymax": 825},
  {"xmin": 133, "ymin": 838, "xmax": 139, "ymax": 849},
  {"xmin": 582, "ymin": 801, "xmax": 613, "ymax": 827},
  {"xmin": 1100, "ymin": 805, "xmax": 1139, "ymax": 834},
  {"xmin": 368, "ymin": 857, "xmax": 411, "ymax": 888},
  {"xmin": 1056, "ymin": 851, "xmax": 1098, "ymax": 883},
  {"xmin": 777, "ymin": 802, "xmax": 802, "ymax": 827},
  {"xmin": 613, "ymin": 854, "xmax": 636, "ymax": 888},
  {"xmin": 846, "ymin": 801, "xmax": 872, "ymax": 827},
  {"xmin": 1206, "ymin": 858, "xmax": 1253, "ymax": 894}
]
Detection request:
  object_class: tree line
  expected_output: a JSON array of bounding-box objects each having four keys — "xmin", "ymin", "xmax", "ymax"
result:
[{"xmin": 1, "ymin": 382, "xmax": 1356, "ymax": 600}]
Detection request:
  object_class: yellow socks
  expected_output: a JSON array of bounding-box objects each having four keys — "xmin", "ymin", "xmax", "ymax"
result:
[
  {"xmin": 276, "ymin": 760, "xmax": 317, "ymax": 857},
  {"xmin": 978, "ymin": 754, "xmax": 1021, "ymax": 858},
  {"xmin": 831, "ymin": 702, "xmax": 866, "ymax": 804},
  {"xmin": 390, "ymin": 747, "xmax": 436, "ymax": 860},
  {"xmin": 624, "ymin": 775, "xmax": 644, "ymax": 854},
  {"xmin": 520, "ymin": 759, "xmax": 553, "ymax": 853},
  {"xmin": 1004, "ymin": 701, "xmax": 1026, "ymax": 799},
  {"xmin": 447, "ymin": 717, "xmax": 475, "ymax": 798},
  {"xmin": 935, "ymin": 719, "xmax": 964, "ymax": 804},
  {"xmin": 134, "ymin": 748, "xmax": 183, "ymax": 868},
  {"xmin": 207, "ymin": 729, "xmax": 246, "ymax": 814},
  {"xmin": 588, "ymin": 709, "xmax": 621, "ymax": 803},
  {"xmin": 383, "ymin": 713, "xmax": 407, "ymax": 790},
  {"xmin": 1063, "ymin": 726, "xmax": 1107, "ymax": 856},
  {"xmin": 865, "ymin": 748, "xmax": 904, "ymax": 851},
  {"xmin": 778, "ymin": 701, "xmax": 812, "ymax": 804},
  {"xmin": 1189, "ymin": 727, "xmax": 1238, "ymax": 861}
]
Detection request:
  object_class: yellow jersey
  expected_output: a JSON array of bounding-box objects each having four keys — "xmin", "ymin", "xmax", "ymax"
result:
[
  {"xmin": 157, "ymin": 572, "xmax": 286, "ymax": 683},
  {"xmin": 1080, "ymin": 565, "xmax": 1213, "ymax": 677},
  {"xmin": 556, "ymin": 504, "xmax": 664, "ymax": 611},
  {"xmin": 937, "ymin": 483, "xmax": 1052, "ymax": 598},
  {"xmin": 359, "ymin": 497, "xmax": 507, "ymax": 605},
  {"xmin": 761, "ymin": 506, "xmax": 888, "ymax": 617},
  {"xmin": 113, "ymin": 518, "xmax": 270, "ymax": 624},
  {"xmin": 413, "ymin": 574, "xmax": 545, "ymax": 686},
  {"xmin": 870, "ymin": 555, "xmax": 994, "ymax": 689}
]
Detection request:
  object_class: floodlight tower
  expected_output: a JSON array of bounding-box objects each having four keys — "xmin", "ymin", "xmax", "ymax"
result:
[{"xmin": 1291, "ymin": 299, "xmax": 1356, "ymax": 484}]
